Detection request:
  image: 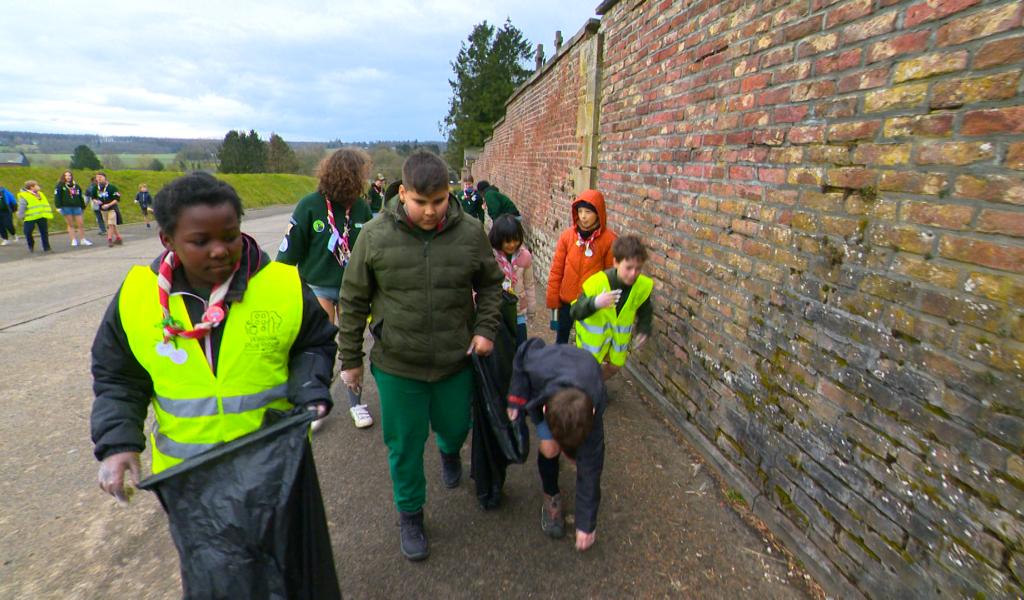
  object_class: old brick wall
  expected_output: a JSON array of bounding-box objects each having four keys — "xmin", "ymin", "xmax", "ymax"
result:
[
  {"xmin": 473, "ymin": 21, "xmax": 602, "ymax": 281},
  {"xmin": 477, "ymin": 0, "xmax": 1024, "ymax": 597}
]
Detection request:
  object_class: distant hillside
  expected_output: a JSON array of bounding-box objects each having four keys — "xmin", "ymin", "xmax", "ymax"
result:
[{"xmin": 0, "ymin": 131, "xmax": 446, "ymax": 155}]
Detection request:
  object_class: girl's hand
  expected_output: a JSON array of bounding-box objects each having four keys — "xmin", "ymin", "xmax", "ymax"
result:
[{"xmin": 594, "ymin": 289, "xmax": 622, "ymax": 309}]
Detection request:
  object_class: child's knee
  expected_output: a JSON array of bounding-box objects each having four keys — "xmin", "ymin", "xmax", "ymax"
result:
[{"xmin": 539, "ymin": 439, "xmax": 561, "ymax": 458}]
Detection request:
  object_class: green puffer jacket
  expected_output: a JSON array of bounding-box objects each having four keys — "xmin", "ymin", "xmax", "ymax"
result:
[{"xmin": 338, "ymin": 196, "xmax": 504, "ymax": 382}]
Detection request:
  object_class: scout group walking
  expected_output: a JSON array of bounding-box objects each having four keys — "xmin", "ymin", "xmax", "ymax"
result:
[
  {"xmin": 89, "ymin": 149, "xmax": 655, "ymax": 595},
  {"xmin": 0, "ymin": 171, "xmax": 155, "ymax": 251}
]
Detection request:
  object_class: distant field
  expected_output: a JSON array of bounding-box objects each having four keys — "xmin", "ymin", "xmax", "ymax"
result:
[
  {"xmin": 0, "ymin": 167, "xmax": 315, "ymax": 228},
  {"xmin": 22, "ymin": 153, "xmax": 179, "ymax": 169}
]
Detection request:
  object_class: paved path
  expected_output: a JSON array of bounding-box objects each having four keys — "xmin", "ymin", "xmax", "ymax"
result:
[{"xmin": 0, "ymin": 207, "xmax": 815, "ymax": 599}]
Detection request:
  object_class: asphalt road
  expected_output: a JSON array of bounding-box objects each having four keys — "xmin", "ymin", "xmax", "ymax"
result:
[{"xmin": 0, "ymin": 207, "xmax": 816, "ymax": 599}]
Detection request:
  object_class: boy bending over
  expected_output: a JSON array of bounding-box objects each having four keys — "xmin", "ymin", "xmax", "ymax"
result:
[{"xmin": 506, "ymin": 338, "xmax": 607, "ymax": 551}]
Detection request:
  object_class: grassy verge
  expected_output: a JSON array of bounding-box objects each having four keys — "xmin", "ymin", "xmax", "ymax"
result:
[{"xmin": 0, "ymin": 167, "xmax": 315, "ymax": 229}]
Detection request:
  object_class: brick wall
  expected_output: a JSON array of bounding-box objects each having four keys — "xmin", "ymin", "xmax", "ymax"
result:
[
  {"xmin": 474, "ymin": 21, "xmax": 602, "ymax": 279},
  {"xmin": 478, "ymin": 0, "xmax": 1024, "ymax": 597}
]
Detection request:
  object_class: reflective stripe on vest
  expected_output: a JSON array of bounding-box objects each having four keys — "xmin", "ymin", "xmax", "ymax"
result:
[
  {"xmin": 574, "ymin": 271, "xmax": 653, "ymax": 366},
  {"xmin": 119, "ymin": 262, "xmax": 303, "ymax": 473},
  {"xmin": 19, "ymin": 191, "xmax": 53, "ymax": 221}
]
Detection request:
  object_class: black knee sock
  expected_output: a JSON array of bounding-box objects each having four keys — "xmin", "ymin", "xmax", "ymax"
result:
[{"xmin": 537, "ymin": 453, "xmax": 560, "ymax": 496}]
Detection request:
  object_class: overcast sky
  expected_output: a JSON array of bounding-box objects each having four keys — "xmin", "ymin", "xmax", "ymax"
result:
[{"xmin": 0, "ymin": 1, "xmax": 599, "ymax": 143}]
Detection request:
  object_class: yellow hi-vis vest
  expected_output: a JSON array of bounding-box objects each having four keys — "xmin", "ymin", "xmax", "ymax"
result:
[
  {"xmin": 17, "ymin": 190, "xmax": 53, "ymax": 221},
  {"xmin": 574, "ymin": 271, "xmax": 653, "ymax": 366},
  {"xmin": 118, "ymin": 262, "xmax": 303, "ymax": 473}
]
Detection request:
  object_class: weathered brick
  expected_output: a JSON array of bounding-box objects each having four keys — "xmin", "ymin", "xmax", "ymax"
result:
[
  {"xmin": 841, "ymin": 11, "xmax": 898, "ymax": 44},
  {"xmin": 901, "ymin": 200, "xmax": 975, "ymax": 230},
  {"xmin": 867, "ymin": 30, "xmax": 930, "ymax": 63},
  {"xmin": 827, "ymin": 0, "xmax": 873, "ymax": 28},
  {"xmin": 891, "ymin": 255, "xmax": 961, "ymax": 288},
  {"xmin": 870, "ymin": 224, "xmax": 936, "ymax": 254},
  {"xmin": 936, "ymin": 3, "xmax": 1023, "ymax": 47},
  {"xmin": 977, "ymin": 209, "xmax": 1024, "ymax": 237},
  {"xmin": 964, "ymin": 271, "xmax": 1024, "ymax": 304},
  {"xmin": 788, "ymin": 167, "xmax": 825, "ymax": 186},
  {"xmin": 787, "ymin": 125, "xmax": 826, "ymax": 144},
  {"xmin": 954, "ymin": 174, "xmax": 1024, "ymax": 205},
  {"xmin": 807, "ymin": 144, "xmax": 853, "ymax": 165},
  {"xmin": 798, "ymin": 32, "xmax": 839, "ymax": 57},
  {"xmin": 893, "ymin": 51, "xmax": 968, "ymax": 83},
  {"xmin": 864, "ymin": 83, "xmax": 928, "ymax": 112},
  {"xmin": 792, "ymin": 80, "xmax": 838, "ymax": 101},
  {"xmin": 828, "ymin": 167, "xmax": 877, "ymax": 189},
  {"xmin": 829, "ymin": 120, "xmax": 881, "ymax": 141},
  {"xmin": 853, "ymin": 143, "xmax": 911, "ymax": 166},
  {"xmin": 786, "ymin": 15, "xmax": 824, "ymax": 42},
  {"xmin": 915, "ymin": 141, "xmax": 995, "ymax": 166},
  {"xmin": 931, "ymin": 71, "xmax": 1022, "ymax": 109},
  {"xmin": 974, "ymin": 34, "xmax": 1024, "ymax": 69},
  {"xmin": 961, "ymin": 107, "xmax": 1024, "ymax": 136},
  {"xmin": 883, "ymin": 114, "xmax": 954, "ymax": 138},
  {"xmin": 879, "ymin": 171, "xmax": 948, "ymax": 195},
  {"xmin": 838, "ymin": 67, "xmax": 891, "ymax": 92},
  {"xmin": 939, "ymin": 235, "xmax": 1024, "ymax": 273},
  {"xmin": 1007, "ymin": 142, "xmax": 1024, "ymax": 171},
  {"xmin": 774, "ymin": 104, "xmax": 810, "ymax": 123},
  {"xmin": 905, "ymin": 0, "xmax": 981, "ymax": 27}
]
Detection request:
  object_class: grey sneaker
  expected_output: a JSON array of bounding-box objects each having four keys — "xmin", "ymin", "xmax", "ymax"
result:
[
  {"xmin": 541, "ymin": 493, "xmax": 565, "ymax": 539},
  {"xmin": 399, "ymin": 509, "xmax": 429, "ymax": 561}
]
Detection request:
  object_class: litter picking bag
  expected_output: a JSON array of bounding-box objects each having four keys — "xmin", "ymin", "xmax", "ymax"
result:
[
  {"xmin": 470, "ymin": 326, "xmax": 529, "ymax": 509},
  {"xmin": 138, "ymin": 409, "xmax": 341, "ymax": 600}
]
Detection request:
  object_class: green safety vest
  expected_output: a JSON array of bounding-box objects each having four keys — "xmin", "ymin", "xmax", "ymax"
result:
[
  {"xmin": 18, "ymin": 190, "xmax": 53, "ymax": 221},
  {"xmin": 574, "ymin": 271, "xmax": 653, "ymax": 366},
  {"xmin": 118, "ymin": 262, "xmax": 303, "ymax": 473}
]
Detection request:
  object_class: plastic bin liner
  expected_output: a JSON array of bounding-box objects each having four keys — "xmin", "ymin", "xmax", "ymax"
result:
[
  {"xmin": 138, "ymin": 409, "xmax": 341, "ymax": 600},
  {"xmin": 470, "ymin": 326, "xmax": 529, "ymax": 509}
]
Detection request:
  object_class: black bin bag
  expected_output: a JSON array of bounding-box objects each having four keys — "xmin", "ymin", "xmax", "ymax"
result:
[
  {"xmin": 470, "ymin": 326, "xmax": 529, "ymax": 510},
  {"xmin": 138, "ymin": 409, "xmax": 341, "ymax": 600}
]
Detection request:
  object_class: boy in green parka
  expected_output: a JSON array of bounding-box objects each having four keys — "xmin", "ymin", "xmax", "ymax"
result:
[{"xmin": 337, "ymin": 151, "xmax": 504, "ymax": 561}]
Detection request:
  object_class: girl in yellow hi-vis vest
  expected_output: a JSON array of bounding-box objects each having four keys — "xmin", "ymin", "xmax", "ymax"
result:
[
  {"xmin": 89, "ymin": 174, "xmax": 338, "ymax": 592},
  {"xmin": 570, "ymin": 235, "xmax": 655, "ymax": 380}
]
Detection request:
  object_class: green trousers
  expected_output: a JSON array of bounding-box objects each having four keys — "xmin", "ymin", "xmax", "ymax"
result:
[{"xmin": 372, "ymin": 364, "xmax": 473, "ymax": 512}]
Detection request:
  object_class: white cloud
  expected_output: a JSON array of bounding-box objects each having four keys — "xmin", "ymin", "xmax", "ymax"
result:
[{"xmin": 0, "ymin": 0, "xmax": 599, "ymax": 141}]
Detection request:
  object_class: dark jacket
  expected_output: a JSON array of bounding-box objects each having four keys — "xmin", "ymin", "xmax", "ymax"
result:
[
  {"xmin": 480, "ymin": 185, "xmax": 520, "ymax": 221},
  {"xmin": 53, "ymin": 181, "xmax": 85, "ymax": 209},
  {"xmin": 459, "ymin": 188, "xmax": 485, "ymax": 223},
  {"xmin": 570, "ymin": 267, "xmax": 654, "ymax": 337},
  {"xmin": 337, "ymin": 195, "xmax": 505, "ymax": 382},
  {"xmin": 506, "ymin": 338, "xmax": 607, "ymax": 533},
  {"xmin": 90, "ymin": 235, "xmax": 338, "ymax": 461},
  {"xmin": 367, "ymin": 185, "xmax": 385, "ymax": 213}
]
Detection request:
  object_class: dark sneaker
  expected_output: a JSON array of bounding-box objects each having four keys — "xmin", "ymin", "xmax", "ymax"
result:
[
  {"xmin": 440, "ymin": 451, "xmax": 462, "ymax": 488},
  {"xmin": 399, "ymin": 510, "xmax": 429, "ymax": 561},
  {"xmin": 541, "ymin": 493, "xmax": 565, "ymax": 539}
]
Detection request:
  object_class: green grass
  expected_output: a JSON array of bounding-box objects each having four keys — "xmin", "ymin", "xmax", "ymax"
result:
[{"xmin": 0, "ymin": 167, "xmax": 316, "ymax": 228}]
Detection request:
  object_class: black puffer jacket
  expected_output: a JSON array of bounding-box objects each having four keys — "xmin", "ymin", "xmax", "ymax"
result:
[{"xmin": 337, "ymin": 196, "xmax": 504, "ymax": 381}]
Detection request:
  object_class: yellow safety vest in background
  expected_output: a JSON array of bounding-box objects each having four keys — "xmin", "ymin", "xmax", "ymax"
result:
[
  {"xmin": 574, "ymin": 271, "xmax": 653, "ymax": 366},
  {"xmin": 118, "ymin": 262, "xmax": 303, "ymax": 473},
  {"xmin": 18, "ymin": 190, "xmax": 54, "ymax": 221}
]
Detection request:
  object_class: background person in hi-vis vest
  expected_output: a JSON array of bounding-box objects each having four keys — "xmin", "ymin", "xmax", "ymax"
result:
[
  {"xmin": 570, "ymin": 235, "xmax": 654, "ymax": 381},
  {"xmin": 90, "ymin": 172, "xmax": 337, "ymax": 509}
]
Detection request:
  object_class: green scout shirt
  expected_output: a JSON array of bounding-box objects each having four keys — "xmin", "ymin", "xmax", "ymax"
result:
[{"xmin": 276, "ymin": 191, "xmax": 373, "ymax": 289}]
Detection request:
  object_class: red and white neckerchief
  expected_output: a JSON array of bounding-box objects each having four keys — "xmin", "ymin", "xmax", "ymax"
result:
[
  {"xmin": 493, "ymin": 248, "xmax": 518, "ymax": 292},
  {"xmin": 324, "ymin": 196, "xmax": 352, "ymax": 267},
  {"xmin": 155, "ymin": 250, "xmax": 238, "ymax": 363},
  {"xmin": 575, "ymin": 226, "xmax": 602, "ymax": 258}
]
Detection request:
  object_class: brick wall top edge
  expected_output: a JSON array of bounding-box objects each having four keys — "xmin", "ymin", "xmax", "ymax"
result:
[
  {"xmin": 595, "ymin": 0, "xmax": 619, "ymax": 16},
  {"xmin": 502, "ymin": 18, "xmax": 600, "ymax": 110}
]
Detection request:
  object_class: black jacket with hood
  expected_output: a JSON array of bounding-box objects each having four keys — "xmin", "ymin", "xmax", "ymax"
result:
[
  {"xmin": 506, "ymin": 338, "xmax": 607, "ymax": 533},
  {"xmin": 90, "ymin": 235, "xmax": 337, "ymax": 461}
]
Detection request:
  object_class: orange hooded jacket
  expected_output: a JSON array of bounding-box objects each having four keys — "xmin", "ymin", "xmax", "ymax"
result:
[{"xmin": 546, "ymin": 189, "xmax": 618, "ymax": 309}]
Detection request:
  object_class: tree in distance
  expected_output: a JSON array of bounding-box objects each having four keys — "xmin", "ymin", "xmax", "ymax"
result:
[
  {"xmin": 267, "ymin": 134, "xmax": 300, "ymax": 173},
  {"xmin": 149, "ymin": 158, "xmax": 165, "ymax": 171},
  {"xmin": 218, "ymin": 129, "xmax": 268, "ymax": 173},
  {"xmin": 69, "ymin": 144, "xmax": 103, "ymax": 170},
  {"xmin": 442, "ymin": 19, "xmax": 533, "ymax": 168}
]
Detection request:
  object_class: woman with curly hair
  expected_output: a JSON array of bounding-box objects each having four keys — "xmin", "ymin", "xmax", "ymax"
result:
[{"xmin": 277, "ymin": 147, "xmax": 375, "ymax": 431}]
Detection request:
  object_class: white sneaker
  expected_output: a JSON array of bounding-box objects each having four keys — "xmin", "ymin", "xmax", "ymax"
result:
[
  {"xmin": 0, "ymin": 239, "xmax": 9, "ymax": 246},
  {"xmin": 71, "ymin": 238, "xmax": 79, "ymax": 247},
  {"xmin": 350, "ymin": 404, "xmax": 374, "ymax": 428},
  {"xmin": 80, "ymin": 238, "xmax": 93, "ymax": 246},
  {"xmin": 310, "ymin": 416, "xmax": 326, "ymax": 433}
]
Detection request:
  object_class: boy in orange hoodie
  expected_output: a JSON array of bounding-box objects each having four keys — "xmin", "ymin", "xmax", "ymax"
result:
[{"xmin": 546, "ymin": 189, "xmax": 617, "ymax": 344}]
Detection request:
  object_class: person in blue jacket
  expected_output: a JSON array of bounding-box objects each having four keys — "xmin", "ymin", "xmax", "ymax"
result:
[{"xmin": 0, "ymin": 186, "xmax": 16, "ymax": 245}]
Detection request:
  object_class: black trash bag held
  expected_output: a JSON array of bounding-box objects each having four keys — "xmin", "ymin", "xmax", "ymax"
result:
[
  {"xmin": 138, "ymin": 409, "xmax": 341, "ymax": 600},
  {"xmin": 470, "ymin": 326, "xmax": 529, "ymax": 509}
]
